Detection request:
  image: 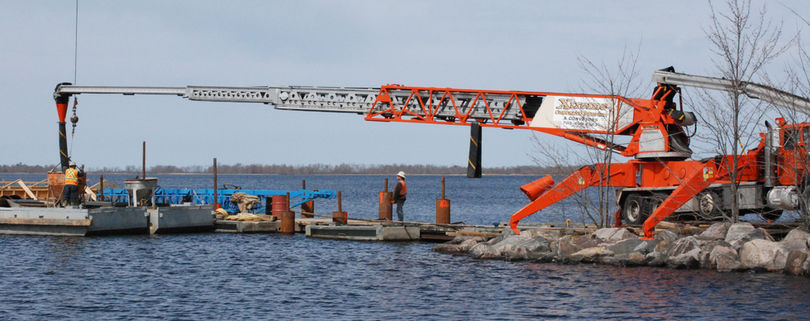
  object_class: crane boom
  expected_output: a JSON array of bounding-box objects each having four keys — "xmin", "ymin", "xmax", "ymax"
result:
[
  {"xmin": 652, "ymin": 69, "xmax": 810, "ymax": 114},
  {"xmin": 55, "ymin": 84, "xmax": 379, "ymax": 114}
]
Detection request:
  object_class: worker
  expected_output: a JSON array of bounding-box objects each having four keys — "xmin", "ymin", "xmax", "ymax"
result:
[
  {"xmin": 392, "ymin": 171, "xmax": 407, "ymax": 221},
  {"xmin": 63, "ymin": 161, "xmax": 80, "ymax": 206}
]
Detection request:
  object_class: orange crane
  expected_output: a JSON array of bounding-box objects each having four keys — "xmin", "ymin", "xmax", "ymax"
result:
[{"xmin": 52, "ymin": 67, "xmax": 810, "ymax": 239}]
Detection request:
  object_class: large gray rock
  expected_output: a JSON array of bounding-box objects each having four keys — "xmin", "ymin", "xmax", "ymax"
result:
[
  {"xmin": 784, "ymin": 250, "xmax": 809, "ymax": 276},
  {"xmin": 468, "ymin": 243, "xmax": 501, "ymax": 259},
  {"xmin": 555, "ymin": 235, "xmax": 598, "ymax": 258},
  {"xmin": 654, "ymin": 230, "xmax": 680, "ymax": 242},
  {"xmin": 446, "ymin": 235, "xmax": 486, "ymax": 245},
  {"xmin": 607, "ymin": 238, "xmax": 645, "ymax": 256},
  {"xmin": 433, "ymin": 236, "xmax": 486, "ymax": 254},
  {"xmin": 697, "ymin": 240, "xmax": 731, "ymax": 269},
  {"xmin": 666, "ymin": 236, "xmax": 700, "ymax": 257},
  {"xmin": 698, "ymin": 222, "xmax": 731, "ymax": 240},
  {"xmin": 568, "ymin": 246, "xmax": 613, "ymax": 263},
  {"xmin": 645, "ymin": 251, "xmax": 667, "ymax": 267},
  {"xmin": 740, "ymin": 239, "xmax": 789, "ymax": 271},
  {"xmin": 780, "ymin": 229, "xmax": 810, "ymax": 252},
  {"xmin": 488, "ymin": 227, "xmax": 517, "ymax": 245},
  {"xmin": 667, "ymin": 248, "xmax": 701, "ymax": 269},
  {"xmin": 593, "ymin": 228, "xmax": 637, "ymax": 244},
  {"xmin": 725, "ymin": 222, "xmax": 770, "ymax": 249},
  {"xmin": 709, "ymin": 245, "xmax": 742, "ymax": 272},
  {"xmin": 493, "ymin": 234, "xmax": 552, "ymax": 260}
]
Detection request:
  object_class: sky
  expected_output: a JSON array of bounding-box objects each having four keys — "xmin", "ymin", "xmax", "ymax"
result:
[{"xmin": 1, "ymin": 0, "xmax": 808, "ymax": 170}]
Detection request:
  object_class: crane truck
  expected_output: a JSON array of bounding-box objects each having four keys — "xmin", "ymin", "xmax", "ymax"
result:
[{"xmin": 52, "ymin": 67, "xmax": 810, "ymax": 239}]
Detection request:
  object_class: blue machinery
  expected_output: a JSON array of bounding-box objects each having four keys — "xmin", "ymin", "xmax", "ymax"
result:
[{"xmin": 102, "ymin": 188, "xmax": 336, "ymax": 214}]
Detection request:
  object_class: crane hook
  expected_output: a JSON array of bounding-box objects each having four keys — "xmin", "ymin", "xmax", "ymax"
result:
[{"xmin": 70, "ymin": 97, "xmax": 79, "ymax": 135}]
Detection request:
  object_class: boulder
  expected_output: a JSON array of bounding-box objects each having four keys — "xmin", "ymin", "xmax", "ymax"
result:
[
  {"xmin": 697, "ymin": 240, "xmax": 731, "ymax": 269},
  {"xmin": 667, "ymin": 248, "xmax": 701, "ymax": 269},
  {"xmin": 522, "ymin": 228, "xmax": 562, "ymax": 241},
  {"xmin": 487, "ymin": 227, "xmax": 516, "ymax": 245},
  {"xmin": 784, "ymin": 250, "xmax": 809, "ymax": 276},
  {"xmin": 445, "ymin": 235, "xmax": 486, "ymax": 245},
  {"xmin": 493, "ymin": 234, "xmax": 552, "ymax": 260},
  {"xmin": 593, "ymin": 228, "xmax": 638, "ymax": 243},
  {"xmin": 555, "ymin": 235, "xmax": 598, "ymax": 258},
  {"xmin": 607, "ymin": 238, "xmax": 645, "ymax": 256},
  {"xmin": 780, "ymin": 229, "xmax": 810, "ymax": 252},
  {"xmin": 468, "ymin": 243, "xmax": 501, "ymax": 259},
  {"xmin": 568, "ymin": 246, "xmax": 613, "ymax": 263},
  {"xmin": 740, "ymin": 239, "xmax": 789, "ymax": 271},
  {"xmin": 632, "ymin": 239, "xmax": 660, "ymax": 255},
  {"xmin": 645, "ymin": 251, "xmax": 667, "ymax": 267},
  {"xmin": 431, "ymin": 238, "xmax": 484, "ymax": 254},
  {"xmin": 626, "ymin": 252, "xmax": 647, "ymax": 266},
  {"xmin": 654, "ymin": 230, "xmax": 680, "ymax": 242},
  {"xmin": 601, "ymin": 252, "xmax": 647, "ymax": 267},
  {"xmin": 709, "ymin": 245, "xmax": 743, "ymax": 272},
  {"xmin": 697, "ymin": 222, "xmax": 731, "ymax": 240},
  {"xmin": 666, "ymin": 236, "xmax": 700, "ymax": 258},
  {"xmin": 725, "ymin": 222, "xmax": 770, "ymax": 249}
]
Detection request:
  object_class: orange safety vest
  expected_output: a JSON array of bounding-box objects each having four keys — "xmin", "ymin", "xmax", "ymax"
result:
[
  {"xmin": 397, "ymin": 181, "xmax": 407, "ymax": 197},
  {"xmin": 65, "ymin": 168, "xmax": 79, "ymax": 185}
]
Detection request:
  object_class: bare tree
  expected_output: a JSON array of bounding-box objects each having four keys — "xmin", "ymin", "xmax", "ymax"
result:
[
  {"xmin": 529, "ymin": 45, "xmax": 644, "ymax": 227},
  {"xmin": 693, "ymin": 0, "xmax": 787, "ymax": 222}
]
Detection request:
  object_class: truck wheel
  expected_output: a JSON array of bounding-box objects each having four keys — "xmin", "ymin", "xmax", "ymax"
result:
[
  {"xmin": 622, "ymin": 194, "xmax": 646, "ymax": 225},
  {"xmin": 697, "ymin": 191, "xmax": 722, "ymax": 220}
]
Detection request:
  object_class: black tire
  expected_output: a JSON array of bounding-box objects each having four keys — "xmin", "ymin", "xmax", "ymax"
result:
[
  {"xmin": 622, "ymin": 194, "xmax": 646, "ymax": 225},
  {"xmin": 697, "ymin": 191, "xmax": 723, "ymax": 220}
]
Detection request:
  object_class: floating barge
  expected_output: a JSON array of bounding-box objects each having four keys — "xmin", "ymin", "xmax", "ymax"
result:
[{"xmin": 0, "ymin": 175, "xmax": 333, "ymax": 237}]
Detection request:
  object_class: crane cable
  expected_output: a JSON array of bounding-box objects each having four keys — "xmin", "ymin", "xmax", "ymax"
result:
[{"xmin": 69, "ymin": 0, "xmax": 79, "ymax": 156}]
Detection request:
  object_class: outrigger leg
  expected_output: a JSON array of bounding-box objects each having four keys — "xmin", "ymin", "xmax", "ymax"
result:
[
  {"xmin": 640, "ymin": 162, "xmax": 722, "ymax": 239},
  {"xmin": 510, "ymin": 163, "xmax": 636, "ymax": 234}
]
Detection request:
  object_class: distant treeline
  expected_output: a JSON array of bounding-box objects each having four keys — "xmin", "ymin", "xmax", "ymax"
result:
[{"xmin": 0, "ymin": 162, "xmax": 578, "ymax": 176}]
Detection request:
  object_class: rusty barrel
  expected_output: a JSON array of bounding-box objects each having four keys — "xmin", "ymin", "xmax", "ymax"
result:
[
  {"xmin": 379, "ymin": 191, "xmax": 393, "ymax": 220},
  {"xmin": 332, "ymin": 211, "xmax": 347, "ymax": 225},
  {"xmin": 301, "ymin": 200, "xmax": 315, "ymax": 218},
  {"xmin": 271, "ymin": 195, "xmax": 289, "ymax": 219},
  {"xmin": 280, "ymin": 210, "xmax": 295, "ymax": 234},
  {"xmin": 436, "ymin": 199, "xmax": 451, "ymax": 224}
]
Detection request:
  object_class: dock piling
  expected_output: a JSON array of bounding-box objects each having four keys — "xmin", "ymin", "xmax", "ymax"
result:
[
  {"xmin": 301, "ymin": 179, "xmax": 315, "ymax": 218},
  {"xmin": 378, "ymin": 178, "xmax": 392, "ymax": 220},
  {"xmin": 280, "ymin": 192, "xmax": 295, "ymax": 234},
  {"xmin": 213, "ymin": 157, "xmax": 219, "ymax": 209},
  {"xmin": 333, "ymin": 191, "xmax": 347, "ymax": 225},
  {"xmin": 436, "ymin": 176, "xmax": 450, "ymax": 224}
]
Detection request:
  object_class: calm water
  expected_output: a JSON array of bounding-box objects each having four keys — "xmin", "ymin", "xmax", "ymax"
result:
[{"xmin": 1, "ymin": 173, "xmax": 809, "ymax": 320}]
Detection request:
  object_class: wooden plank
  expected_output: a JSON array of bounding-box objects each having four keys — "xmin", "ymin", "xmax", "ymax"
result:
[
  {"xmin": 0, "ymin": 217, "xmax": 91, "ymax": 226},
  {"xmin": 16, "ymin": 180, "xmax": 38, "ymax": 200},
  {"xmin": 84, "ymin": 186, "xmax": 97, "ymax": 202}
]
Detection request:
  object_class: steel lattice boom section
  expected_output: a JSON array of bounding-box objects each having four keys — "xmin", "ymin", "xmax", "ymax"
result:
[
  {"xmin": 365, "ymin": 85, "xmax": 536, "ymax": 126},
  {"xmin": 55, "ymin": 84, "xmax": 380, "ymax": 114}
]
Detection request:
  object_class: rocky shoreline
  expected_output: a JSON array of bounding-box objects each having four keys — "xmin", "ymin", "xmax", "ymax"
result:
[{"xmin": 433, "ymin": 222, "xmax": 810, "ymax": 276}]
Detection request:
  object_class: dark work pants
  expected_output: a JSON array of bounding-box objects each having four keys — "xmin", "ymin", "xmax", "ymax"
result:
[
  {"xmin": 63, "ymin": 184, "xmax": 78, "ymax": 206},
  {"xmin": 395, "ymin": 200, "xmax": 405, "ymax": 221}
]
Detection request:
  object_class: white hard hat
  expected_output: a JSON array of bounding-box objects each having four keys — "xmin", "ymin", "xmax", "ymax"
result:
[
  {"xmin": 69, "ymin": 161, "xmax": 76, "ymax": 167},
  {"xmin": 396, "ymin": 171, "xmax": 406, "ymax": 178}
]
